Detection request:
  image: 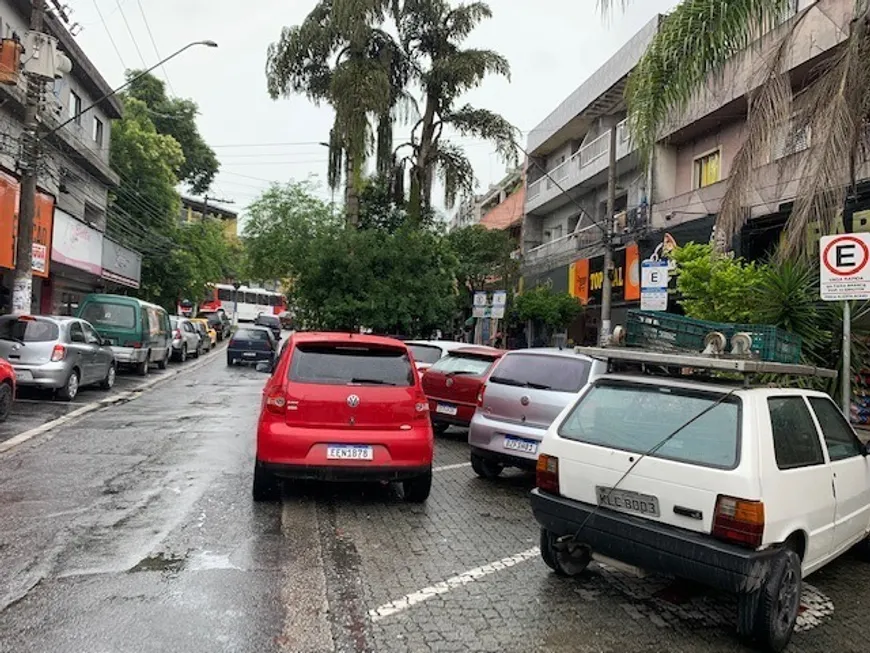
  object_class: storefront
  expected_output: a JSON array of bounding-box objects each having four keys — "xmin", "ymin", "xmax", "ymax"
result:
[
  {"xmin": 48, "ymin": 208, "xmax": 104, "ymax": 316},
  {"xmin": 101, "ymin": 237, "xmax": 141, "ymax": 292}
]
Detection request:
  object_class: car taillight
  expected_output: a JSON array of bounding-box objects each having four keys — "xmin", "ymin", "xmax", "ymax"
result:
[
  {"xmin": 265, "ymin": 387, "xmax": 287, "ymax": 414},
  {"xmin": 536, "ymin": 454, "xmax": 559, "ymax": 495},
  {"xmin": 476, "ymin": 384, "xmax": 486, "ymax": 407},
  {"xmin": 414, "ymin": 392, "xmax": 429, "ymax": 419},
  {"xmin": 50, "ymin": 344, "xmax": 65, "ymax": 362},
  {"xmin": 228, "ymin": 339, "xmax": 236, "ymax": 347},
  {"xmin": 173, "ymin": 329, "xmax": 181, "ymax": 339},
  {"xmin": 125, "ymin": 341, "xmax": 142, "ymax": 348},
  {"xmin": 712, "ymin": 495, "xmax": 764, "ymax": 549}
]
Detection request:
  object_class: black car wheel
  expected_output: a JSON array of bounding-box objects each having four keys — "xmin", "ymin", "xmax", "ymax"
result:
[
  {"xmin": 136, "ymin": 354, "xmax": 150, "ymax": 376},
  {"xmin": 402, "ymin": 469, "xmax": 432, "ymax": 503},
  {"xmin": 157, "ymin": 350, "xmax": 169, "ymax": 370},
  {"xmin": 471, "ymin": 452, "xmax": 504, "ymax": 479},
  {"xmin": 100, "ymin": 364, "xmax": 116, "ymax": 390},
  {"xmin": 252, "ymin": 460, "xmax": 281, "ymax": 502},
  {"xmin": 746, "ymin": 549, "xmax": 801, "ymax": 652},
  {"xmin": 0, "ymin": 381, "xmax": 13, "ymax": 422},
  {"xmin": 540, "ymin": 528, "xmax": 591, "ymax": 577}
]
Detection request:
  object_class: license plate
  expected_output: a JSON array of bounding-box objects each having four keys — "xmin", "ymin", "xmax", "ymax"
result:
[
  {"xmin": 242, "ymin": 352, "xmax": 257, "ymax": 357},
  {"xmin": 15, "ymin": 369, "xmax": 32, "ymax": 381},
  {"xmin": 326, "ymin": 445, "xmax": 373, "ymax": 460},
  {"xmin": 596, "ymin": 487, "xmax": 660, "ymax": 518},
  {"xmin": 436, "ymin": 403, "xmax": 457, "ymax": 416},
  {"xmin": 503, "ymin": 435, "xmax": 538, "ymax": 454}
]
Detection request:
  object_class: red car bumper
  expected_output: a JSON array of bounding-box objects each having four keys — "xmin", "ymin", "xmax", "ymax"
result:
[
  {"xmin": 256, "ymin": 418, "xmax": 433, "ymax": 482},
  {"xmin": 427, "ymin": 398, "xmax": 476, "ymax": 427}
]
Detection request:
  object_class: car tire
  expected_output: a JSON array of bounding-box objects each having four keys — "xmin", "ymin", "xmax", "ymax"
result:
[
  {"xmin": 157, "ymin": 350, "xmax": 169, "ymax": 370},
  {"xmin": 57, "ymin": 369, "xmax": 80, "ymax": 402},
  {"xmin": 753, "ymin": 549, "xmax": 801, "ymax": 652},
  {"xmin": 135, "ymin": 354, "xmax": 150, "ymax": 376},
  {"xmin": 179, "ymin": 345, "xmax": 187, "ymax": 363},
  {"xmin": 0, "ymin": 381, "xmax": 13, "ymax": 422},
  {"xmin": 252, "ymin": 461, "xmax": 280, "ymax": 502},
  {"xmin": 192, "ymin": 343, "xmax": 200, "ymax": 359},
  {"xmin": 470, "ymin": 452, "xmax": 504, "ymax": 479},
  {"xmin": 100, "ymin": 364, "xmax": 116, "ymax": 390},
  {"xmin": 227, "ymin": 356, "xmax": 235, "ymax": 367},
  {"xmin": 432, "ymin": 422, "xmax": 450, "ymax": 436},
  {"xmin": 540, "ymin": 528, "xmax": 591, "ymax": 577},
  {"xmin": 402, "ymin": 469, "xmax": 432, "ymax": 503}
]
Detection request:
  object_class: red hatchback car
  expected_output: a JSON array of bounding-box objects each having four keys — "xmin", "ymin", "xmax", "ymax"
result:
[
  {"xmin": 0, "ymin": 356, "xmax": 15, "ymax": 422},
  {"xmin": 254, "ymin": 332, "xmax": 434, "ymax": 502},
  {"xmin": 421, "ymin": 346, "xmax": 504, "ymax": 435}
]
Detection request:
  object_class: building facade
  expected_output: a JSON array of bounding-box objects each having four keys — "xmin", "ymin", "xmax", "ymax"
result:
[
  {"xmin": 520, "ymin": 0, "xmax": 857, "ymax": 345},
  {"xmin": 448, "ymin": 167, "xmax": 525, "ymax": 233},
  {"xmin": 180, "ymin": 195, "xmax": 239, "ymax": 241}
]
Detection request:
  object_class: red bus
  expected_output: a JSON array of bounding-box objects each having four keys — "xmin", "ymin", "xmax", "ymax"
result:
[{"xmin": 180, "ymin": 284, "xmax": 286, "ymax": 322}]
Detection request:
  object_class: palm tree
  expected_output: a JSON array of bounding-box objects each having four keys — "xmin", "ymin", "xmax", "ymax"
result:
[
  {"xmin": 266, "ymin": 0, "xmax": 410, "ymax": 226},
  {"xmin": 395, "ymin": 0, "xmax": 519, "ymax": 222},
  {"xmin": 602, "ymin": 0, "xmax": 870, "ymax": 259}
]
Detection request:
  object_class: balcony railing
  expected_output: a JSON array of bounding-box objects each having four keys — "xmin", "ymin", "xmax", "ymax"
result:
[{"xmin": 523, "ymin": 223, "xmax": 603, "ymax": 267}]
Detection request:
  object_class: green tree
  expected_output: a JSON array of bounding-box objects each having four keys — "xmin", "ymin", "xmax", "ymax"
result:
[
  {"xmin": 605, "ymin": 0, "xmax": 870, "ymax": 259},
  {"xmin": 515, "ymin": 286, "xmax": 583, "ymax": 331},
  {"xmin": 446, "ymin": 224, "xmax": 517, "ymax": 319},
  {"xmin": 125, "ymin": 71, "xmax": 220, "ymax": 194}
]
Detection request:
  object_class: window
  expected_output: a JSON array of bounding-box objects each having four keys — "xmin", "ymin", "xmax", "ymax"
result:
[
  {"xmin": 69, "ymin": 91, "xmax": 82, "ymax": 124},
  {"xmin": 80, "ymin": 303, "xmax": 136, "ymax": 329},
  {"xmin": 768, "ymin": 397, "xmax": 825, "ymax": 469},
  {"xmin": 0, "ymin": 317, "xmax": 59, "ymax": 342},
  {"xmin": 69, "ymin": 322, "xmax": 86, "ymax": 343},
  {"xmin": 236, "ymin": 328, "xmax": 271, "ymax": 341},
  {"xmin": 92, "ymin": 117, "xmax": 104, "ymax": 146},
  {"xmin": 407, "ymin": 344, "xmax": 443, "ymax": 364},
  {"xmin": 489, "ymin": 353, "xmax": 591, "ymax": 393},
  {"xmin": 559, "ymin": 382, "xmax": 742, "ymax": 469},
  {"xmin": 289, "ymin": 344, "xmax": 414, "ymax": 386},
  {"xmin": 81, "ymin": 322, "xmax": 101, "ymax": 345},
  {"xmin": 428, "ymin": 354, "xmax": 495, "ymax": 376},
  {"xmin": 217, "ymin": 287, "xmax": 233, "ymax": 302},
  {"xmin": 245, "ymin": 292, "xmax": 257, "ymax": 304},
  {"xmin": 772, "ymin": 120, "xmax": 811, "ymax": 160},
  {"xmin": 694, "ymin": 150, "xmax": 721, "ymax": 189},
  {"xmin": 809, "ymin": 396, "xmax": 863, "ymax": 461}
]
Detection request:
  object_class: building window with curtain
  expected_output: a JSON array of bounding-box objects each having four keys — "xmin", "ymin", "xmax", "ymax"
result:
[{"xmin": 694, "ymin": 149, "xmax": 721, "ymax": 189}]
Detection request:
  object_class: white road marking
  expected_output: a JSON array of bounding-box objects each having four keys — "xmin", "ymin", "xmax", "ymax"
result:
[
  {"xmin": 368, "ymin": 546, "xmax": 540, "ymax": 621},
  {"xmin": 432, "ymin": 462, "xmax": 472, "ymax": 473}
]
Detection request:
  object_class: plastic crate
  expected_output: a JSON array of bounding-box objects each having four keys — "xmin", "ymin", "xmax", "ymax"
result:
[{"xmin": 624, "ymin": 310, "xmax": 802, "ymax": 364}]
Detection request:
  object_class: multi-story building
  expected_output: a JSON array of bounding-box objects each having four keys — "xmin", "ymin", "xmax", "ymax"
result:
[
  {"xmin": 0, "ymin": 0, "xmax": 141, "ymax": 315},
  {"xmin": 448, "ymin": 167, "xmax": 524, "ymax": 233},
  {"xmin": 520, "ymin": 0, "xmax": 859, "ymax": 345},
  {"xmin": 180, "ymin": 195, "xmax": 239, "ymax": 241}
]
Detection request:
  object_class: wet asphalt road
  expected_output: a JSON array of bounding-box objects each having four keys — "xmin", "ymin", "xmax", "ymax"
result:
[{"xmin": 3, "ymin": 351, "xmax": 870, "ymax": 652}]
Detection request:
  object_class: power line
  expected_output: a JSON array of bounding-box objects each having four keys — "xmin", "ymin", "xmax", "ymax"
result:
[
  {"xmin": 92, "ymin": 0, "xmax": 126, "ymax": 70},
  {"xmin": 135, "ymin": 0, "xmax": 175, "ymax": 95},
  {"xmin": 115, "ymin": 0, "xmax": 146, "ymax": 67}
]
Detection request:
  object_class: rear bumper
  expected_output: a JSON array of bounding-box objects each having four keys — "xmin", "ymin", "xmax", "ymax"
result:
[
  {"xmin": 263, "ymin": 461, "xmax": 430, "ymax": 482},
  {"xmin": 12, "ymin": 363, "xmax": 69, "ymax": 388},
  {"xmin": 228, "ymin": 348, "xmax": 274, "ymax": 363},
  {"xmin": 471, "ymin": 445, "xmax": 537, "ymax": 470},
  {"xmin": 112, "ymin": 346, "xmax": 148, "ymax": 364},
  {"xmin": 428, "ymin": 398, "xmax": 476, "ymax": 427},
  {"xmin": 530, "ymin": 489, "xmax": 777, "ymax": 594},
  {"xmin": 469, "ymin": 412, "xmax": 546, "ymax": 466}
]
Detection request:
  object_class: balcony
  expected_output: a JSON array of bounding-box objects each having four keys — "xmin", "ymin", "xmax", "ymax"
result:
[
  {"xmin": 522, "ymin": 223, "xmax": 604, "ymax": 272},
  {"xmin": 526, "ymin": 120, "xmax": 632, "ymax": 214}
]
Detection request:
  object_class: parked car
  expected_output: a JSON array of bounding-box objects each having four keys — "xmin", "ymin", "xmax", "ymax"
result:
[
  {"xmin": 405, "ymin": 340, "xmax": 469, "ymax": 373},
  {"xmin": 252, "ymin": 332, "xmax": 433, "ymax": 502},
  {"xmin": 0, "ymin": 356, "xmax": 15, "ymax": 422},
  {"xmin": 0, "ymin": 315, "xmax": 116, "ymax": 401},
  {"xmin": 77, "ymin": 294, "xmax": 171, "ymax": 376},
  {"xmin": 278, "ymin": 311, "xmax": 294, "ymax": 330},
  {"xmin": 169, "ymin": 316, "xmax": 203, "ymax": 362},
  {"xmin": 421, "ymin": 346, "xmax": 504, "ymax": 435},
  {"xmin": 227, "ymin": 326, "xmax": 278, "ymax": 367},
  {"xmin": 191, "ymin": 318, "xmax": 216, "ymax": 350},
  {"xmin": 200, "ymin": 310, "xmax": 231, "ymax": 341},
  {"xmin": 468, "ymin": 348, "xmax": 606, "ymax": 479},
  {"xmin": 254, "ymin": 313, "xmax": 282, "ymax": 340},
  {"xmin": 530, "ymin": 346, "xmax": 868, "ymax": 652}
]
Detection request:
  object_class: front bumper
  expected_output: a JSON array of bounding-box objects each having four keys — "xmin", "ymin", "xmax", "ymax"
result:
[
  {"xmin": 111, "ymin": 346, "xmax": 148, "ymax": 364},
  {"xmin": 530, "ymin": 489, "xmax": 777, "ymax": 594},
  {"xmin": 12, "ymin": 362, "xmax": 70, "ymax": 389},
  {"xmin": 263, "ymin": 461, "xmax": 430, "ymax": 483}
]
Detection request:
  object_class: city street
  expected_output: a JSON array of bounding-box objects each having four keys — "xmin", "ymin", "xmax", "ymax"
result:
[{"xmin": 0, "ymin": 352, "xmax": 869, "ymax": 653}]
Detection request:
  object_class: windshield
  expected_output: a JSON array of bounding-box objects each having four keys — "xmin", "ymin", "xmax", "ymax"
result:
[
  {"xmin": 408, "ymin": 344, "xmax": 443, "ymax": 364},
  {"xmin": 489, "ymin": 353, "xmax": 591, "ymax": 392},
  {"xmin": 235, "ymin": 329, "xmax": 271, "ymax": 341},
  {"xmin": 559, "ymin": 381, "xmax": 741, "ymax": 469},
  {"xmin": 289, "ymin": 344, "xmax": 413, "ymax": 386},
  {"xmin": 80, "ymin": 303, "xmax": 136, "ymax": 330},
  {"xmin": 0, "ymin": 317, "xmax": 59, "ymax": 342},
  {"xmin": 429, "ymin": 353, "xmax": 494, "ymax": 376}
]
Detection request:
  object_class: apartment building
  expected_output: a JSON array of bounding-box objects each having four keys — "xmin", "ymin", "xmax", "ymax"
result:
[
  {"xmin": 180, "ymin": 196, "xmax": 239, "ymax": 241},
  {"xmin": 448, "ymin": 167, "xmax": 524, "ymax": 233},
  {"xmin": 0, "ymin": 0, "xmax": 141, "ymax": 314},
  {"xmin": 520, "ymin": 0, "xmax": 858, "ymax": 345}
]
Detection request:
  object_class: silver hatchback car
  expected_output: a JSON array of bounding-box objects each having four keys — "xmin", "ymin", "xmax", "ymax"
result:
[
  {"xmin": 468, "ymin": 348, "xmax": 605, "ymax": 479},
  {"xmin": 0, "ymin": 315, "xmax": 117, "ymax": 401}
]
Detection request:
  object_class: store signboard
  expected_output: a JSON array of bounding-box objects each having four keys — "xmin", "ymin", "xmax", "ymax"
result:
[
  {"xmin": 0, "ymin": 171, "xmax": 54, "ymax": 277},
  {"xmin": 52, "ymin": 208, "xmax": 102, "ymax": 275},
  {"xmin": 102, "ymin": 238, "xmax": 142, "ymax": 288}
]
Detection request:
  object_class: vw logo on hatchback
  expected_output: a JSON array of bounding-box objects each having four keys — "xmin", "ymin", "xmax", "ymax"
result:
[
  {"xmin": 346, "ymin": 394, "xmax": 361, "ymax": 408},
  {"xmin": 520, "ymin": 395, "xmax": 530, "ymax": 406}
]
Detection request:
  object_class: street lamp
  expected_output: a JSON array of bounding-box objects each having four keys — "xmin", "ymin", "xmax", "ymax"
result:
[{"xmin": 44, "ymin": 40, "xmax": 219, "ymax": 137}]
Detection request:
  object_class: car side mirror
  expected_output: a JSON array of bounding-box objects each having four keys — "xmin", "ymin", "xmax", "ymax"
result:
[
  {"xmin": 255, "ymin": 361, "xmax": 273, "ymax": 374},
  {"xmin": 101, "ymin": 338, "xmax": 112, "ymax": 346}
]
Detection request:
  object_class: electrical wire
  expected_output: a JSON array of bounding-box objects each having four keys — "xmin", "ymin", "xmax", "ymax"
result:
[
  {"xmin": 91, "ymin": 0, "xmax": 127, "ymax": 70},
  {"xmin": 114, "ymin": 0, "xmax": 146, "ymax": 67},
  {"xmin": 134, "ymin": 0, "xmax": 175, "ymax": 95}
]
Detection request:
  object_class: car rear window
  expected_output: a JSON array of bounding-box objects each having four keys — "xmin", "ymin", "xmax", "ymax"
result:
[
  {"xmin": 289, "ymin": 344, "xmax": 414, "ymax": 386},
  {"xmin": 408, "ymin": 344, "xmax": 443, "ymax": 364},
  {"xmin": 0, "ymin": 317, "xmax": 59, "ymax": 342},
  {"xmin": 80, "ymin": 302, "xmax": 136, "ymax": 329},
  {"xmin": 235, "ymin": 329, "xmax": 271, "ymax": 341},
  {"xmin": 489, "ymin": 353, "xmax": 591, "ymax": 392},
  {"xmin": 429, "ymin": 353, "xmax": 494, "ymax": 376},
  {"xmin": 558, "ymin": 381, "xmax": 741, "ymax": 469}
]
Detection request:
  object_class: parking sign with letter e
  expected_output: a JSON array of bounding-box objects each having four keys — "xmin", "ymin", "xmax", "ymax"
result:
[{"xmin": 820, "ymin": 233, "xmax": 870, "ymax": 301}]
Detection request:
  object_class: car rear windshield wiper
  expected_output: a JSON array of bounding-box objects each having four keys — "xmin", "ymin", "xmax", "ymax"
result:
[
  {"xmin": 525, "ymin": 381, "xmax": 552, "ymax": 390},
  {"xmin": 0, "ymin": 336, "xmax": 25, "ymax": 346},
  {"xmin": 348, "ymin": 377, "xmax": 396, "ymax": 386},
  {"xmin": 488, "ymin": 376, "xmax": 524, "ymax": 386},
  {"xmin": 446, "ymin": 370, "xmax": 475, "ymax": 377}
]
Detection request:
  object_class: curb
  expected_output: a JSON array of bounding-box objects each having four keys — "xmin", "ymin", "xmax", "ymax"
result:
[{"xmin": 0, "ymin": 343, "xmax": 226, "ymax": 456}]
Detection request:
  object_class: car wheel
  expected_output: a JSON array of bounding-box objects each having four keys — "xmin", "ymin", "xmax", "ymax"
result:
[
  {"xmin": 752, "ymin": 549, "xmax": 801, "ymax": 652},
  {"xmin": 402, "ymin": 469, "xmax": 432, "ymax": 503},
  {"xmin": 252, "ymin": 460, "xmax": 281, "ymax": 502},
  {"xmin": 180, "ymin": 345, "xmax": 187, "ymax": 363},
  {"xmin": 227, "ymin": 356, "xmax": 235, "ymax": 367},
  {"xmin": 100, "ymin": 364, "xmax": 116, "ymax": 390},
  {"xmin": 470, "ymin": 452, "xmax": 504, "ymax": 479},
  {"xmin": 57, "ymin": 369, "xmax": 80, "ymax": 401},
  {"xmin": 135, "ymin": 353, "xmax": 150, "ymax": 376},
  {"xmin": 540, "ymin": 528, "xmax": 591, "ymax": 577},
  {"xmin": 157, "ymin": 350, "xmax": 169, "ymax": 370},
  {"xmin": 0, "ymin": 381, "xmax": 13, "ymax": 422},
  {"xmin": 432, "ymin": 422, "xmax": 450, "ymax": 436},
  {"xmin": 192, "ymin": 343, "xmax": 201, "ymax": 359}
]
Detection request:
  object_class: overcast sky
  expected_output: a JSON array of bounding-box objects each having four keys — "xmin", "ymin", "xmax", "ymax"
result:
[{"xmin": 70, "ymin": 0, "xmax": 676, "ymax": 219}]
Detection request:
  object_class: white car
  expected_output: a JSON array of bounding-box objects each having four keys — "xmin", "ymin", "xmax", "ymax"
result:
[
  {"xmin": 531, "ymin": 347, "xmax": 869, "ymax": 652},
  {"xmin": 405, "ymin": 340, "xmax": 469, "ymax": 373}
]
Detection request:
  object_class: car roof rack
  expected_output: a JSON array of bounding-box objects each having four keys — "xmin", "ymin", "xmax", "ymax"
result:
[{"xmin": 575, "ymin": 346, "xmax": 837, "ymax": 380}]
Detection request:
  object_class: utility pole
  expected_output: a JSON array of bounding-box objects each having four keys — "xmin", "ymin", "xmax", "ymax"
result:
[
  {"xmin": 200, "ymin": 195, "xmax": 235, "ymax": 221},
  {"xmin": 11, "ymin": 0, "xmax": 45, "ymax": 315},
  {"xmin": 600, "ymin": 124, "xmax": 618, "ymax": 346}
]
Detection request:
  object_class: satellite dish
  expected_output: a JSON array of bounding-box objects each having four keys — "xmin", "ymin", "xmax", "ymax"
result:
[
  {"xmin": 702, "ymin": 331, "xmax": 726, "ymax": 356},
  {"xmin": 731, "ymin": 332, "xmax": 753, "ymax": 357}
]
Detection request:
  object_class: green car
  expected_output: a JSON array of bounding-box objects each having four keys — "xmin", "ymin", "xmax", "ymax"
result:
[{"xmin": 76, "ymin": 294, "xmax": 172, "ymax": 376}]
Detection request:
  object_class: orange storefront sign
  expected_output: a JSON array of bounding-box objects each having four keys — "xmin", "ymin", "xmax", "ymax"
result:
[
  {"xmin": 0, "ymin": 170, "xmax": 54, "ymax": 277},
  {"xmin": 569, "ymin": 258, "xmax": 590, "ymax": 305},
  {"xmin": 624, "ymin": 243, "xmax": 640, "ymax": 301}
]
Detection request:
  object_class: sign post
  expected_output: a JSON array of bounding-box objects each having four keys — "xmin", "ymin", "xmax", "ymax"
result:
[
  {"xmin": 819, "ymin": 233, "xmax": 870, "ymax": 415},
  {"xmin": 640, "ymin": 260, "xmax": 669, "ymax": 311}
]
